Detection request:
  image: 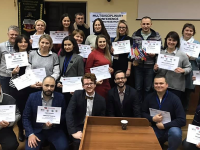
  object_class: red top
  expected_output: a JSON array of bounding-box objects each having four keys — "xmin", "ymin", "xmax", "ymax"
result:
[{"xmin": 85, "ymin": 48, "xmax": 111, "ymax": 99}]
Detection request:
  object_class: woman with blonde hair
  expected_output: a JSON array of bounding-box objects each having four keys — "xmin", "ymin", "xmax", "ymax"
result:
[
  {"xmin": 34, "ymin": 19, "xmax": 46, "ymax": 35},
  {"xmin": 85, "ymin": 34, "xmax": 113, "ymax": 99}
]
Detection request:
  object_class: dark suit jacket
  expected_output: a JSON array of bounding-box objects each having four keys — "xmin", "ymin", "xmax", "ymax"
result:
[
  {"xmin": 23, "ymin": 91, "xmax": 66, "ymax": 137},
  {"xmin": 59, "ymin": 53, "xmax": 84, "ymax": 77},
  {"xmin": 66, "ymin": 90, "xmax": 106, "ymax": 135},
  {"xmin": 107, "ymin": 85, "xmax": 141, "ymax": 117}
]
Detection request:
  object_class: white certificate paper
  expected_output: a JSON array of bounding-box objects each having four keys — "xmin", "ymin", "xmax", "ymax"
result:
[
  {"xmin": 193, "ymin": 70, "xmax": 200, "ymax": 85},
  {"xmin": 157, "ymin": 54, "xmax": 179, "ymax": 71},
  {"xmin": 90, "ymin": 64, "xmax": 111, "ymax": 81},
  {"xmin": 5, "ymin": 52, "xmax": 29, "ymax": 69},
  {"xmin": 0, "ymin": 105, "xmax": 16, "ymax": 122},
  {"xmin": 30, "ymin": 35, "xmax": 41, "ymax": 48},
  {"xmin": 12, "ymin": 72, "xmax": 37, "ymax": 91},
  {"xmin": 149, "ymin": 108, "xmax": 171, "ymax": 124},
  {"xmin": 180, "ymin": 41, "xmax": 200, "ymax": 58},
  {"xmin": 186, "ymin": 124, "xmax": 200, "ymax": 145},
  {"xmin": 61, "ymin": 76, "xmax": 83, "ymax": 93},
  {"xmin": 78, "ymin": 44, "xmax": 92, "ymax": 58},
  {"xmin": 36, "ymin": 106, "xmax": 61, "ymax": 124},
  {"xmin": 112, "ymin": 40, "xmax": 131, "ymax": 55},
  {"xmin": 31, "ymin": 68, "xmax": 46, "ymax": 82},
  {"xmin": 142, "ymin": 40, "xmax": 161, "ymax": 54},
  {"xmin": 50, "ymin": 31, "xmax": 68, "ymax": 44}
]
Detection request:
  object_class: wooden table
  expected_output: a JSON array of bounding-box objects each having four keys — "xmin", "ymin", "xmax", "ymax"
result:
[{"xmin": 79, "ymin": 117, "xmax": 161, "ymax": 150}]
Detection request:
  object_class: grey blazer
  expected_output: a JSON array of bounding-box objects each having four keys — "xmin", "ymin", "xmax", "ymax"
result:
[{"xmin": 59, "ymin": 53, "xmax": 84, "ymax": 77}]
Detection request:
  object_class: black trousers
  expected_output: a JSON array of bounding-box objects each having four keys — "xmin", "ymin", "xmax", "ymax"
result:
[{"xmin": 0, "ymin": 127, "xmax": 19, "ymax": 150}]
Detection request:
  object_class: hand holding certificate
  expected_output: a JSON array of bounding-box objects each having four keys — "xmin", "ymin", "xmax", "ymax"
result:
[
  {"xmin": 180, "ymin": 41, "xmax": 200, "ymax": 58},
  {"xmin": 90, "ymin": 64, "xmax": 111, "ymax": 81},
  {"xmin": 30, "ymin": 35, "xmax": 41, "ymax": 48},
  {"xmin": 5, "ymin": 52, "xmax": 29, "ymax": 69},
  {"xmin": 61, "ymin": 76, "xmax": 83, "ymax": 93},
  {"xmin": 186, "ymin": 124, "xmax": 200, "ymax": 145},
  {"xmin": 142, "ymin": 40, "xmax": 161, "ymax": 54},
  {"xmin": 157, "ymin": 54, "xmax": 179, "ymax": 71},
  {"xmin": 112, "ymin": 40, "xmax": 131, "ymax": 55},
  {"xmin": 50, "ymin": 31, "xmax": 68, "ymax": 44},
  {"xmin": 78, "ymin": 44, "xmax": 92, "ymax": 58},
  {"xmin": 0, "ymin": 105, "xmax": 16, "ymax": 122},
  {"xmin": 36, "ymin": 106, "xmax": 61, "ymax": 124},
  {"xmin": 149, "ymin": 108, "xmax": 171, "ymax": 124}
]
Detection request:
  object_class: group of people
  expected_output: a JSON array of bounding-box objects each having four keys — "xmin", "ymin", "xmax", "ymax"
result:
[{"xmin": 0, "ymin": 12, "xmax": 200, "ymax": 150}]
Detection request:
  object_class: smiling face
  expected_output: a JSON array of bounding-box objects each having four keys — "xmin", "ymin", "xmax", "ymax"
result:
[
  {"xmin": 94, "ymin": 20, "xmax": 102, "ymax": 33},
  {"xmin": 62, "ymin": 17, "xmax": 70, "ymax": 29},
  {"xmin": 118, "ymin": 23, "xmax": 127, "ymax": 35},
  {"xmin": 97, "ymin": 37, "xmax": 106, "ymax": 49},
  {"xmin": 64, "ymin": 40, "xmax": 73, "ymax": 52},
  {"xmin": 154, "ymin": 77, "xmax": 168, "ymax": 93},
  {"xmin": 8, "ymin": 30, "xmax": 19, "ymax": 44},
  {"xmin": 183, "ymin": 27, "xmax": 194, "ymax": 40},
  {"xmin": 167, "ymin": 37, "xmax": 178, "ymax": 50},
  {"xmin": 73, "ymin": 33, "xmax": 83, "ymax": 44},
  {"xmin": 114, "ymin": 72, "xmax": 127, "ymax": 88},
  {"xmin": 35, "ymin": 21, "xmax": 46, "ymax": 34},
  {"xmin": 140, "ymin": 18, "xmax": 152, "ymax": 34},
  {"xmin": 39, "ymin": 38, "xmax": 51, "ymax": 51},
  {"xmin": 82, "ymin": 79, "xmax": 96, "ymax": 95},
  {"xmin": 17, "ymin": 38, "xmax": 28, "ymax": 52}
]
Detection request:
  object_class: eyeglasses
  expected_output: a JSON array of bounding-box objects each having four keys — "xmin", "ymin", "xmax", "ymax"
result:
[
  {"xmin": 115, "ymin": 77, "xmax": 126, "ymax": 81},
  {"xmin": 83, "ymin": 83, "xmax": 94, "ymax": 86},
  {"xmin": 118, "ymin": 27, "xmax": 126, "ymax": 29}
]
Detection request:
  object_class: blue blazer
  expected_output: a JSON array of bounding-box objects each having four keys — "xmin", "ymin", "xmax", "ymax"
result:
[{"xmin": 23, "ymin": 91, "xmax": 66, "ymax": 137}]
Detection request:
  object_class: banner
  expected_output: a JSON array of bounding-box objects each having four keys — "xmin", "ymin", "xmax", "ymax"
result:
[
  {"xmin": 90, "ymin": 12, "xmax": 127, "ymax": 38},
  {"xmin": 18, "ymin": 0, "xmax": 44, "ymax": 37}
]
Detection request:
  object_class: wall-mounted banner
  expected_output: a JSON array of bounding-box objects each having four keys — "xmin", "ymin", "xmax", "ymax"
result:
[
  {"xmin": 18, "ymin": 0, "xmax": 44, "ymax": 36},
  {"xmin": 90, "ymin": 12, "xmax": 127, "ymax": 38}
]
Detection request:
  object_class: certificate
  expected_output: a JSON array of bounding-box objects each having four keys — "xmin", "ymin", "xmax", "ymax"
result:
[
  {"xmin": 90, "ymin": 64, "xmax": 111, "ymax": 81},
  {"xmin": 0, "ymin": 105, "xmax": 16, "ymax": 122},
  {"xmin": 78, "ymin": 44, "xmax": 92, "ymax": 58},
  {"xmin": 180, "ymin": 41, "xmax": 200, "ymax": 58},
  {"xmin": 31, "ymin": 68, "xmax": 46, "ymax": 82},
  {"xmin": 36, "ymin": 106, "xmax": 61, "ymax": 124},
  {"xmin": 5, "ymin": 52, "xmax": 29, "ymax": 69},
  {"xmin": 157, "ymin": 54, "xmax": 179, "ymax": 71},
  {"xmin": 12, "ymin": 72, "xmax": 37, "ymax": 91},
  {"xmin": 112, "ymin": 40, "xmax": 131, "ymax": 55},
  {"xmin": 30, "ymin": 35, "xmax": 41, "ymax": 48},
  {"xmin": 50, "ymin": 31, "xmax": 68, "ymax": 44},
  {"xmin": 61, "ymin": 76, "xmax": 83, "ymax": 93},
  {"xmin": 193, "ymin": 70, "xmax": 200, "ymax": 85},
  {"xmin": 149, "ymin": 108, "xmax": 171, "ymax": 124},
  {"xmin": 186, "ymin": 124, "xmax": 200, "ymax": 145},
  {"xmin": 142, "ymin": 40, "xmax": 161, "ymax": 54}
]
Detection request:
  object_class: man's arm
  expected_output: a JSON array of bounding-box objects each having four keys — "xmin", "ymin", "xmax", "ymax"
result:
[
  {"xmin": 132, "ymin": 90, "xmax": 141, "ymax": 117},
  {"xmin": 142, "ymin": 96, "xmax": 154, "ymax": 122}
]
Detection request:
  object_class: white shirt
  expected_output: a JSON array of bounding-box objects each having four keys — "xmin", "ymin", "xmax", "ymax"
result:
[{"xmin": 86, "ymin": 92, "xmax": 95, "ymax": 116}]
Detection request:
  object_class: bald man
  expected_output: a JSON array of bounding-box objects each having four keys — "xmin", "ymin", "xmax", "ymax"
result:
[{"xmin": 23, "ymin": 76, "xmax": 68, "ymax": 150}]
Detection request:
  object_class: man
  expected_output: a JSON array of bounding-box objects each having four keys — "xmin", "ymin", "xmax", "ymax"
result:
[
  {"xmin": 132, "ymin": 16, "xmax": 162, "ymax": 102},
  {"xmin": 66, "ymin": 73, "xmax": 106, "ymax": 150},
  {"xmin": 107, "ymin": 70, "xmax": 141, "ymax": 117},
  {"xmin": 0, "ymin": 25, "xmax": 19, "ymax": 94},
  {"xmin": 0, "ymin": 83, "xmax": 20, "ymax": 150},
  {"xmin": 73, "ymin": 12, "xmax": 90, "ymax": 41},
  {"xmin": 23, "ymin": 76, "xmax": 68, "ymax": 150},
  {"xmin": 142, "ymin": 75, "xmax": 186, "ymax": 149}
]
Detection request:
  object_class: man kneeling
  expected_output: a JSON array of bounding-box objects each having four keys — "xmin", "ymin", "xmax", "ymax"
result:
[{"xmin": 142, "ymin": 75, "xmax": 186, "ymax": 149}]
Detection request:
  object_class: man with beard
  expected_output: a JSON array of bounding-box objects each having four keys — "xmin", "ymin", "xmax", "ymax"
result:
[
  {"xmin": 23, "ymin": 76, "xmax": 68, "ymax": 150},
  {"xmin": 107, "ymin": 70, "xmax": 141, "ymax": 117},
  {"xmin": 66, "ymin": 73, "xmax": 106, "ymax": 150}
]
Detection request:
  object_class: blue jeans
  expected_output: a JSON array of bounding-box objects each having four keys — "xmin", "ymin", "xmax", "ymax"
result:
[
  {"xmin": 0, "ymin": 76, "xmax": 11, "ymax": 94},
  {"xmin": 134, "ymin": 66, "xmax": 154, "ymax": 102},
  {"xmin": 25, "ymin": 129, "xmax": 68, "ymax": 150},
  {"xmin": 152, "ymin": 126, "xmax": 182, "ymax": 150}
]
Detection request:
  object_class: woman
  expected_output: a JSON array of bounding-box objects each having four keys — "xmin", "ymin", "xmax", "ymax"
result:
[
  {"xmin": 180, "ymin": 23, "xmax": 200, "ymax": 111},
  {"xmin": 85, "ymin": 18, "xmax": 110, "ymax": 50},
  {"xmin": 34, "ymin": 19, "xmax": 46, "ymax": 35},
  {"xmin": 53, "ymin": 13, "xmax": 74, "ymax": 54},
  {"xmin": 112, "ymin": 20, "xmax": 133, "ymax": 77},
  {"xmin": 154, "ymin": 31, "xmax": 192, "ymax": 99},
  {"xmin": 57, "ymin": 36, "xmax": 84, "ymax": 105},
  {"xmin": 9, "ymin": 35, "xmax": 31, "ymax": 142},
  {"xmin": 27, "ymin": 34, "xmax": 60, "ymax": 90},
  {"xmin": 85, "ymin": 34, "xmax": 114, "ymax": 99},
  {"xmin": 72, "ymin": 29, "xmax": 85, "ymax": 44}
]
